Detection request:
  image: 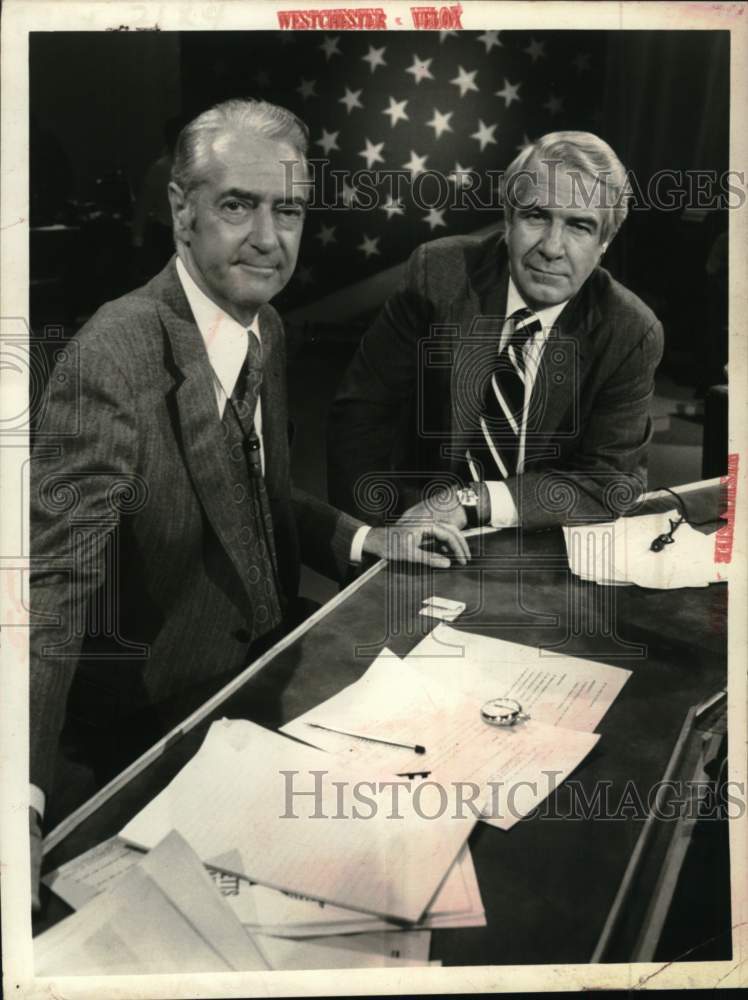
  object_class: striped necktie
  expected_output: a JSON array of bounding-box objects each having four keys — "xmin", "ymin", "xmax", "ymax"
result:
[{"xmin": 467, "ymin": 307, "xmax": 543, "ymax": 481}]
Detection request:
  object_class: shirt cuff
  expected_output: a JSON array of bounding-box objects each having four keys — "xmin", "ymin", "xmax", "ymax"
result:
[
  {"xmin": 349, "ymin": 524, "xmax": 372, "ymax": 564},
  {"xmin": 486, "ymin": 481, "xmax": 519, "ymax": 528},
  {"xmin": 30, "ymin": 784, "xmax": 46, "ymax": 821}
]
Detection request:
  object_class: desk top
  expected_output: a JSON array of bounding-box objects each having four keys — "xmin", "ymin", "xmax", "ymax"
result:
[{"xmin": 40, "ymin": 524, "xmax": 728, "ymax": 965}]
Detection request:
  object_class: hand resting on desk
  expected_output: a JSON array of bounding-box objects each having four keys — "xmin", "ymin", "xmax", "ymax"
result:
[{"xmin": 363, "ymin": 519, "xmax": 470, "ymax": 568}]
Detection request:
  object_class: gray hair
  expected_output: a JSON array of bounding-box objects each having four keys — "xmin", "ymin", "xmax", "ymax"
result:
[
  {"xmin": 171, "ymin": 98, "xmax": 310, "ymax": 195},
  {"xmin": 502, "ymin": 131, "xmax": 631, "ymax": 243}
]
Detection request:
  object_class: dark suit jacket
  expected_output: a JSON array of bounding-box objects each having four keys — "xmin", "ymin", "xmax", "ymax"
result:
[
  {"xmin": 30, "ymin": 258, "xmax": 363, "ymax": 792},
  {"xmin": 328, "ymin": 231, "xmax": 664, "ymax": 527}
]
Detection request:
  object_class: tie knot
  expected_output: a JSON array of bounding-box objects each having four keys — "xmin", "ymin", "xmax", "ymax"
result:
[
  {"xmin": 509, "ymin": 307, "xmax": 542, "ymax": 344},
  {"xmin": 246, "ymin": 329, "xmax": 263, "ymax": 371}
]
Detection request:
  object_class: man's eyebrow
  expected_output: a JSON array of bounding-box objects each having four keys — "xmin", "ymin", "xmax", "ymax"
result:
[
  {"xmin": 518, "ymin": 204, "xmax": 600, "ymax": 228},
  {"xmin": 219, "ymin": 187, "xmax": 308, "ymax": 206},
  {"xmin": 567, "ymin": 211, "xmax": 600, "ymax": 228}
]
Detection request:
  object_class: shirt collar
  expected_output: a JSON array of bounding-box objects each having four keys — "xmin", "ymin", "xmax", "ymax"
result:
[
  {"xmin": 506, "ymin": 275, "xmax": 569, "ymax": 330},
  {"xmin": 176, "ymin": 256, "xmax": 260, "ymax": 398}
]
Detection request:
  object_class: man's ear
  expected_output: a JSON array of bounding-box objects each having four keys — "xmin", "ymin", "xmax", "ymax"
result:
[{"xmin": 168, "ymin": 182, "xmax": 193, "ymax": 246}]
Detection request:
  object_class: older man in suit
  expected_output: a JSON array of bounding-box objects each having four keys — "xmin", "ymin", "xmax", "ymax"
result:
[
  {"xmin": 29, "ymin": 98, "xmax": 469, "ymax": 907},
  {"xmin": 328, "ymin": 131, "xmax": 664, "ymax": 532}
]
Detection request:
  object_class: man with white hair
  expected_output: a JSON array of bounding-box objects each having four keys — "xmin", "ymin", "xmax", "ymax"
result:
[
  {"xmin": 328, "ymin": 131, "xmax": 664, "ymax": 531},
  {"xmin": 29, "ymin": 98, "xmax": 469, "ymax": 908}
]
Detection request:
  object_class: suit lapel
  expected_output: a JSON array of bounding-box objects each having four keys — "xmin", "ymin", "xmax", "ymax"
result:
[
  {"xmin": 256, "ymin": 305, "xmax": 289, "ymax": 496},
  {"xmin": 526, "ymin": 276, "xmax": 602, "ymax": 442},
  {"xmin": 448, "ymin": 238, "xmax": 509, "ymax": 469},
  {"xmin": 153, "ymin": 260, "xmax": 259, "ymax": 603}
]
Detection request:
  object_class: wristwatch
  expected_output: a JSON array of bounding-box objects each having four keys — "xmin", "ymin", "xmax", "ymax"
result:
[{"xmin": 456, "ymin": 485, "xmax": 481, "ymax": 528}]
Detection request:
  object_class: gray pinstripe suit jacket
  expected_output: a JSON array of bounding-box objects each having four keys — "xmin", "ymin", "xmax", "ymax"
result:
[{"xmin": 30, "ymin": 258, "xmax": 363, "ymax": 792}]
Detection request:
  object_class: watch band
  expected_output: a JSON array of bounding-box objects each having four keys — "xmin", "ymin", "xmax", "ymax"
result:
[{"xmin": 457, "ymin": 486, "xmax": 480, "ymax": 528}]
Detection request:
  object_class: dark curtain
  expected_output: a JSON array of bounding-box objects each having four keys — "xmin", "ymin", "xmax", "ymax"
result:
[{"xmin": 602, "ymin": 31, "xmax": 729, "ymax": 384}]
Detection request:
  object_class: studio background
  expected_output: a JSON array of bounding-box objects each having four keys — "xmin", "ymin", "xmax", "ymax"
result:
[{"xmin": 29, "ymin": 28, "xmax": 730, "ymax": 590}]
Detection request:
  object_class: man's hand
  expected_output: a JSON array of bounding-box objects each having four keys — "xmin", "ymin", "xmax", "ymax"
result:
[
  {"xmin": 399, "ymin": 482, "xmax": 489, "ymax": 530},
  {"xmin": 30, "ymin": 806, "xmax": 43, "ymax": 913},
  {"xmin": 362, "ymin": 518, "xmax": 470, "ymax": 568}
]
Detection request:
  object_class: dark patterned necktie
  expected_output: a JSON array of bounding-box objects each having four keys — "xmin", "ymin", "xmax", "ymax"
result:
[
  {"xmin": 222, "ymin": 330, "xmax": 283, "ymax": 641},
  {"xmin": 466, "ymin": 307, "xmax": 543, "ymax": 481}
]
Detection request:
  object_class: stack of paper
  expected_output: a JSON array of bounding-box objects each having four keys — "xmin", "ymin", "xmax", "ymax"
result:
[
  {"xmin": 563, "ymin": 510, "xmax": 724, "ymax": 589},
  {"xmin": 35, "ymin": 831, "xmax": 268, "ymax": 975},
  {"xmin": 44, "ymin": 838, "xmax": 483, "ymax": 937},
  {"xmin": 119, "ymin": 715, "xmax": 476, "ymax": 924},
  {"xmin": 281, "ymin": 645, "xmax": 608, "ymax": 832},
  {"xmin": 43, "ymin": 631, "xmax": 632, "ymax": 972},
  {"xmin": 41, "ymin": 833, "xmax": 437, "ymax": 971}
]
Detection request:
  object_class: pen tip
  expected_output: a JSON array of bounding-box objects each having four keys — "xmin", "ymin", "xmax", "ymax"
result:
[{"xmin": 415, "ymin": 745, "xmax": 426, "ymax": 754}]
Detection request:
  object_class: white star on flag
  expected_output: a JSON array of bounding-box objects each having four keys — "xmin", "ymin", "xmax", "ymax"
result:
[
  {"xmin": 316, "ymin": 129, "xmax": 340, "ymax": 155},
  {"xmin": 340, "ymin": 180, "xmax": 359, "ymax": 206},
  {"xmin": 405, "ymin": 55, "xmax": 434, "ymax": 84},
  {"xmin": 339, "ymin": 87, "xmax": 363, "ymax": 114},
  {"xmin": 544, "ymin": 94, "xmax": 564, "ymax": 114},
  {"xmin": 403, "ymin": 149, "xmax": 429, "ymax": 176},
  {"xmin": 471, "ymin": 119, "xmax": 498, "ymax": 151},
  {"xmin": 423, "ymin": 207, "xmax": 447, "ymax": 231},
  {"xmin": 358, "ymin": 234, "xmax": 381, "ymax": 257},
  {"xmin": 315, "ymin": 224, "xmax": 336, "ymax": 246},
  {"xmin": 450, "ymin": 66, "xmax": 479, "ymax": 98},
  {"xmin": 439, "ymin": 30, "xmax": 458, "ymax": 42},
  {"xmin": 381, "ymin": 196, "xmax": 405, "ymax": 220},
  {"xmin": 296, "ymin": 78, "xmax": 317, "ymax": 100},
  {"xmin": 426, "ymin": 108, "xmax": 453, "ymax": 139},
  {"xmin": 320, "ymin": 35, "xmax": 341, "ymax": 60},
  {"xmin": 359, "ymin": 138, "xmax": 385, "ymax": 169},
  {"xmin": 524, "ymin": 39, "xmax": 546, "ymax": 63},
  {"xmin": 495, "ymin": 79, "xmax": 521, "ymax": 107},
  {"xmin": 382, "ymin": 97, "xmax": 409, "ymax": 127},
  {"xmin": 573, "ymin": 52, "xmax": 591, "ymax": 73},
  {"xmin": 362, "ymin": 44, "xmax": 387, "ymax": 73},
  {"xmin": 448, "ymin": 162, "xmax": 474, "ymax": 187},
  {"xmin": 477, "ymin": 30, "xmax": 502, "ymax": 52},
  {"xmin": 516, "ymin": 132, "xmax": 532, "ymax": 152}
]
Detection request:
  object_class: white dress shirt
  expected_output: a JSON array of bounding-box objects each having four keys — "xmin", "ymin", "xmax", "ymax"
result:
[
  {"xmin": 484, "ymin": 278, "xmax": 569, "ymax": 527},
  {"xmin": 177, "ymin": 257, "xmax": 266, "ymax": 468},
  {"xmin": 176, "ymin": 259, "xmax": 371, "ymax": 561}
]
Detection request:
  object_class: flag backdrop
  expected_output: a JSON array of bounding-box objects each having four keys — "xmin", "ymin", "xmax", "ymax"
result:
[{"xmin": 182, "ymin": 30, "xmax": 609, "ymax": 313}]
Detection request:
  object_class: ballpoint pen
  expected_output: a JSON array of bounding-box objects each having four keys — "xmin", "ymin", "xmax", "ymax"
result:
[{"xmin": 306, "ymin": 722, "xmax": 426, "ymax": 754}]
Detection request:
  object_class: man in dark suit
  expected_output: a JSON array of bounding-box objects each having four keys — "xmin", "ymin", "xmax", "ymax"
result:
[
  {"xmin": 29, "ymin": 98, "xmax": 468, "ymax": 906},
  {"xmin": 328, "ymin": 131, "xmax": 664, "ymax": 532}
]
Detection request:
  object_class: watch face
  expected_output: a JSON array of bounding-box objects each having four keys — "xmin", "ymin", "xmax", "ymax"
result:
[{"xmin": 458, "ymin": 488, "xmax": 478, "ymax": 506}]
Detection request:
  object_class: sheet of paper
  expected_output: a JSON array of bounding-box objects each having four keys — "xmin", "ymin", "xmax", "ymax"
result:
[
  {"xmin": 44, "ymin": 837, "xmax": 484, "ymax": 935},
  {"xmin": 386, "ymin": 701, "xmax": 599, "ymax": 831},
  {"xmin": 120, "ymin": 718, "xmax": 476, "ymax": 923},
  {"xmin": 255, "ymin": 930, "xmax": 432, "ymax": 969},
  {"xmin": 43, "ymin": 836, "xmax": 143, "ymax": 910},
  {"xmin": 563, "ymin": 510, "xmax": 724, "ymax": 589},
  {"xmin": 35, "ymin": 831, "xmax": 269, "ymax": 975},
  {"xmin": 280, "ymin": 648, "xmax": 441, "ymax": 767},
  {"xmin": 246, "ymin": 844, "xmax": 484, "ymax": 935},
  {"xmin": 407, "ymin": 623, "xmax": 630, "ymax": 733},
  {"xmin": 282, "ymin": 646, "xmax": 597, "ymax": 831}
]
